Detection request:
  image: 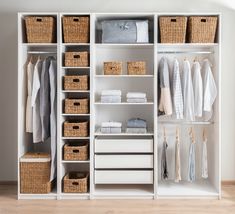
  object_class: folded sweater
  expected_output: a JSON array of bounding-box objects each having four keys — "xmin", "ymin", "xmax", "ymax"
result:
[
  {"xmin": 127, "ymin": 118, "xmax": 147, "ymax": 128},
  {"xmin": 101, "ymin": 121, "xmax": 122, "ymax": 128},
  {"xmin": 126, "ymin": 92, "xmax": 146, "ymax": 99},
  {"xmin": 101, "ymin": 90, "xmax": 122, "ymax": 96}
]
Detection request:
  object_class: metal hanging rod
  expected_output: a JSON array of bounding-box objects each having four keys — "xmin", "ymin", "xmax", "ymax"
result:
[
  {"xmin": 157, "ymin": 51, "xmax": 214, "ymax": 54},
  {"xmin": 27, "ymin": 51, "xmax": 57, "ymax": 54},
  {"xmin": 158, "ymin": 121, "xmax": 214, "ymax": 125}
]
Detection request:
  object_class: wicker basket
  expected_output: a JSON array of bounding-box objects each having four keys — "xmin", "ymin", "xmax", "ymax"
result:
[
  {"xmin": 159, "ymin": 16, "xmax": 187, "ymax": 43},
  {"xmin": 65, "ymin": 52, "xmax": 89, "ymax": 67},
  {"xmin": 64, "ymin": 75, "xmax": 88, "ymax": 90},
  {"xmin": 188, "ymin": 16, "xmax": 218, "ymax": 43},
  {"xmin": 65, "ymin": 98, "xmax": 89, "ymax": 114},
  {"xmin": 62, "ymin": 16, "xmax": 89, "ymax": 43},
  {"xmin": 64, "ymin": 142, "xmax": 89, "ymax": 161},
  {"xmin": 63, "ymin": 172, "xmax": 88, "ymax": 193},
  {"xmin": 127, "ymin": 61, "xmax": 146, "ymax": 75},
  {"xmin": 104, "ymin": 62, "xmax": 122, "ymax": 75},
  {"xmin": 25, "ymin": 16, "xmax": 56, "ymax": 43},
  {"xmin": 64, "ymin": 121, "xmax": 88, "ymax": 137},
  {"xmin": 20, "ymin": 152, "xmax": 52, "ymax": 193}
]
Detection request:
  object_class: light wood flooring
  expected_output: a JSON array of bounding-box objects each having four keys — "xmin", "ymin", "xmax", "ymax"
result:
[{"xmin": 0, "ymin": 184, "xmax": 235, "ymax": 214}]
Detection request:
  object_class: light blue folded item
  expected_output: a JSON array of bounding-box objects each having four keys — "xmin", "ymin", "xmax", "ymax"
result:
[
  {"xmin": 101, "ymin": 96, "xmax": 121, "ymax": 103},
  {"xmin": 126, "ymin": 128, "xmax": 147, "ymax": 134},
  {"xmin": 127, "ymin": 118, "xmax": 147, "ymax": 128},
  {"xmin": 127, "ymin": 98, "xmax": 147, "ymax": 103}
]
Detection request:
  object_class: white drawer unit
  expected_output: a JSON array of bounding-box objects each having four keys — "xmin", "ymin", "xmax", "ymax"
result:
[
  {"xmin": 95, "ymin": 155, "xmax": 153, "ymax": 169},
  {"xmin": 95, "ymin": 138, "xmax": 153, "ymax": 153},
  {"xmin": 95, "ymin": 170, "xmax": 153, "ymax": 184}
]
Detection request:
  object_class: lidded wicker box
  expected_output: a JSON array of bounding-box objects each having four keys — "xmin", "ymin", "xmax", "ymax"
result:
[
  {"xmin": 62, "ymin": 16, "xmax": 89, "ymax": 43},
  {"xmin": 65, "ymin": 52, "xmax": 89, "ymax": 67},
  {"xmin": 25, "ymin": 16, "xmax": 56, "ymax": 43},
  {"xmin": 20, "ymin": 152, "xmax": 52, "ymax": 193},
  {"xmin": 127, "ymin": 61, "xmax": 146, "ymax": 75},
  {"xmin": 104, "ymin": 62, "xmax": 122, "ymax": 75},
  {"xmin": 64, "ymin": 121, "xmax": 89, "ymax": 137},
  {"xmin": 63, "ymin": 172, "xmax": 89, "ymax": 193},
  {"xmin": 159, "ymin": 16, "xmax": 187, "ymax": 43},
  {"xmin": 64, "ymin": 142, "xmax": 89, "ymax": 161},
  {"xmin": 64, "ymin": 75, "xmax": 88, "ymax": 90},
  {"xmin": 65, "ymin": 98, "xmax": 89, "ymax": 114},
  {"xmin": 188, "ymin": 16, "xmax": 218, "ymax": 43}
]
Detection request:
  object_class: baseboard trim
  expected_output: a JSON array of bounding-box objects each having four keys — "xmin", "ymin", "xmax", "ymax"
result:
[
  {"xmin": 221, "ymin": 180, "xmax": 235, "ymax": 185},
  {"xmin": 0, "ymin": 181, "xmax": 17, "ymax": 185}
]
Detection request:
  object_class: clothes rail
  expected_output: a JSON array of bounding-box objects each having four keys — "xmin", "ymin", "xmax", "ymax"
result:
[
  {"xmin": 158, "ymin": 121, "xmax": 214, "ymax": 125},
  {"xmin": 27, "ymin": 51, "xmax": 57, "ymax": 54},
  {"xmin": 157, "ymin": 51, "xmax": 214, "ymax": 54}
]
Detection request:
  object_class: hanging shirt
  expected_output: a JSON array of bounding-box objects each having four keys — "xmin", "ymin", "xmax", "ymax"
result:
[
  {"xmin": 49, "ymin": 59, "xmax": 57, "ymax": 181},
  {"xmin": 158, "ymin": 57, "xmax": 173, "ymax": 116},
  {"xmin": 161, "ymin": 140, "xmax": 168, "ymax": 180},
  {"xmin": 182, "ymin": 60, "xmax": 195, "ymax": 121},
  {"xmin": 26, "ymin": 61, "xmax": 34, "ymax": 133},
  {"xmin": 192, "ymin": 61, "xmax": 203, "ymax": 118},
  {"xmin": 188, "ymin": 140, "xmax": 196, "ymax": 182},
  {"xmin": 202, "ymin": 138, "xmax": 208, "ymax": 179},
  {"xmin": 175, "ymin": 134, "xmax": 181, "ymax": 182},
  {"xmin": 172, "ymin": 59, "xmax": 183, "ymax": 119},
  {"xmin": 31, "ymin": 58, "xmax": 43, "ymax": 143},
  {"xmin": 202, "ymin": 59, "xmax": 217, "ymax": 121}
]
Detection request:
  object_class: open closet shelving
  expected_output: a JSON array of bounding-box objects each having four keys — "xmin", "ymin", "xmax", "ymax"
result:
[{"xmin": 18, "ymin": 12, "xmax": 221, "ymax": 200}]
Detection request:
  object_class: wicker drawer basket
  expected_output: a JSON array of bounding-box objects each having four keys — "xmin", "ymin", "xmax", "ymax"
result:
[
  {"xmin": 64, "ymin": 142, "xmax": 89, "ymax": 161},
  {"xmin": 127, "ymin": 61, "xmax": 146, "ymax": 75},
  {"xmin": 188, "ymin": 16, "xmax": 218, "ymax": 43},
  {"xmin": 65, "ymin": 52, "xmax": 89, "ymax": 67},
  {"xmin": 104, "ymin": 62, "xmax": 122, "ymax": 75},
  {"xmin": 64, "ymin": 75, "xmax": 88, "ymax": 90},
  {"xmin": 63, "ymin": 16, "xmax": 89, "ymax": 43},
  {"xmin": 63, "ymin": 172, "xmax": 89, "ymax": 193},
  {"xmin": 64, "ymin": 121, "xmax": 89, "ymax": 137},
  {"xmin": 25, "ymin": 16, "xmax": 56, "ymax": 43},
  {"xmin": 20, "ymin": 152, "xmax": 52, "ymax": 193},
  {"xmin": 65, "ymin": 98, "xmax": 89, "ymax": 114},
  {"xmin": 159, "ymin": 16, "xmax": 187, "ymax": 43}
]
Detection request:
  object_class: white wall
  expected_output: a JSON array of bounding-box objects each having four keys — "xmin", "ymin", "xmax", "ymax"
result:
[{"xmin": 0, "ymin": 0, "xmax": 234, "ymax": 181}]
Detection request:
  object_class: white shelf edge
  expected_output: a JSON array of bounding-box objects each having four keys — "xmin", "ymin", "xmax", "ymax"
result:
[
  {"xmin": 62, "ymin": 114, "xmax": 90, "ymax": 116},
  {"xmin": 22, "ymin": 43, "xmax": 58, "ymax": 46},
  {"xmin": 62, "ymin": 160, "xmax": 90, "ymax": 163},
  {"xmin": 62, "ymin": 137, "xmax": 90, "ymax": 140},
  {"xmin": 94, "ymin": 132, "xmax": 154, "ymax": 136},
  {"xmin": 157, "ymin": 43, "xmax": 219, "ymax": 47},
  {"xmin": 94, "ymin": 102, "xmax": 154, "ymax": 105},
  {"xmin": 95, "ymin": 75, "xmax": 154, "ymax": 78},
  {"xmin": 62, "ymin": 43, "xmax": 90, "ymax": 46},
  {"xmin": 61, "ymin": 67, "xmax": 90, "ymax": 69},
  {"xmin": 62, "ymin": 90, "xmax": 90, "ymax": 93}
]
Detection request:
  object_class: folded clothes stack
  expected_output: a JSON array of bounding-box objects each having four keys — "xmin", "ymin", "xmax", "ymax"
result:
[
  {"xmin": 101, "ymin": 90, "xmax": 122, "ymax": 103},
  {"xmin": 126, "ymin": 118, "xmax": 147, "ymax": 133},
  {"xmin": 126, "ymin": 92, "xmax": 147, "ymax": 103},
  {"xmin": 101, "ymin": 121, "xmax": 122, "ymax": 133}
]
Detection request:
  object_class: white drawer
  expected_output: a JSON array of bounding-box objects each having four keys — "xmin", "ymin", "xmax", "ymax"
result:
[
  {"xmin": 95, "ymin": 138, "xmax": 153, "ymax": 153},
  {"xmin": 95, "ymin": 170, "xmax": 153, "ymax": 184},
  {"xmin": 95, "ymin": 155, "xmax": 153, "ymax": 169}
]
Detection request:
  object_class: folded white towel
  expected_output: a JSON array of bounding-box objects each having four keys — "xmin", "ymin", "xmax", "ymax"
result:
[
  {"xmin": 101, "ymin": 127, "xmax": 122, "ymax": 134},
  {"xmin": 127, "ymin": 98, "xmax": 147, "ymax": 103},
  {"xmin": 126, "ymin": 92, "xmax": 146, "ymax": 99},
  {"xmin": 101, "ymin": 96, "xmax": 121, "ymax": 103},
  {"xmin": 101, "ymin": 122, "xmax": 122, "ymax": 128},
  {"xmin": 101, "ymin": 90, "xmax": 122, "ymax": 96}
]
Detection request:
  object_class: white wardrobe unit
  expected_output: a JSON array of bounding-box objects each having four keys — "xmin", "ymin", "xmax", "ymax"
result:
[{"xmin": 18, "ymin": 12, "xmax": 221, "ymax": 200}]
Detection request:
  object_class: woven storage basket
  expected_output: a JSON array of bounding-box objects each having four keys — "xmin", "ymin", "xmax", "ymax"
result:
[
  {"xmin": 127, "ymin": 61, "xmax": 146, "ymax": 75},
  {"xmin": 25, "ymin": 16, "xmax": 56, "ymax": 43},
  {"xmin": 65, "ymin": 52, "xmax": 89, "ymax": 67},
  {"xmin": 63, "ymin": 16, "xmax": 89, "ymax": 43},
  {"xmin": 188, "ymin": 16, "xmax": 218, "ymax": 43},
  {"xmin": 20, "ymin": 152, "xmax": 52, "ymax": 193},
  {"xmin": 159, "ymin": 16, "xmax": 187, "ymax": 43},
  {"xmin": 65, "ymin": 98, "xmax": 89, "ymax": 114},
  {"xmin": 63, "ymin": 172, "xmax": 88, "ymax": 193},
  {"xmin": 64, "ymin": 142, "xmax": 89, "ymax": 161},
  {"xmin": 104, "ymin": 62, "xmax": 122, "ymax": 75},
  {"xmin": 64, "ymin": 121, "xmax": 88, "ymax": 137},
  {"xmin": 64, "ymin": 75, "xmax": 88, "ymax": 90}
]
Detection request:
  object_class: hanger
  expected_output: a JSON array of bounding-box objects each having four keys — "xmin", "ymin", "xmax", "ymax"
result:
[
  {"xmin": 163, "ymin": 126, "xmax": 166, "ymax": 142},
  {"xmin": 193, "ymin": 56, "xmax": 198, "ymax": 63},
  {"xmin": 189, "ymin": 127, "xmax": 195, "ymax": 144},
  {"xmin": 176, "ymin": 127, "xmax": 180, "ymax": 142},
  {"xmin": 203, "ymin": 128, "xmax": 207, "ymax": 142}
]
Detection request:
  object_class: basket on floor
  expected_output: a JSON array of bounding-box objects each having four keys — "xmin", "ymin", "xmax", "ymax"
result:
[
  {"xmin": 104, "ymin": 62, "xmax": 122, "ymax": 75},
  {"xmin": 64, "ymin": 75, "xmax": 88, "ymax": 90},
  {"xmin": 127, "ymin": 61, "xmax": 146, "ymax": 75},
  {"xmin": 62, "ymin": 16, "xmax": 89, "ymax": 43},
  {"xmin": 65, "ymin": 98, "xmax": 89, "ymax": 114},
  {"xmin": 64, "ymin": 142, "xmax": 89, "ymax": 161},
  {"xmin": 65, "ymin": 51, "xmax": 89, "ymax": 67},
  {"xmin": 188, "ymin": 16, "xmax": 218, "ymax": 43},
  {"xmin": 20, "ymin": 152, "xmax": 52, "ymax": 193},
  {"xmin": 25, "ymin": 16, "xmax": 56, "ymax": 43},
  {"xmin": 64, "ymin": 121, "xmax": 89, "ymax": 137},
  {"xmin": 63, "ymin": 172, "xmax": 89, "ymax": 193},
  {"xmin": 159, "ymin": 16, "xmax": 187, "ymax": 43}
]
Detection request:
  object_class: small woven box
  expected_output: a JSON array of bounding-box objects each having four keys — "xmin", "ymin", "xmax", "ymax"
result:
[
  {"xmin": 64, "ymin": 142, "xmax": 88, "ymax": 161},
  {"xmin": 65, "ymin": 52, "xmax": 89, "ymax": 67},
  {"xmin": 64, "ymin": 75, "xmax": 88, "ymax": 90},
  {"xmin": 65, "ymin": 98, "xmax": 89, "ymax": 114},
  {"xmin": 104, "ymin": 62, "xmax": 122, "ymax": 75},
  {"xmin": 127, "ymin": 61, "xmax": 146, "ymax": 75},
  {"xmin": 63, "ymin": 172, "xmax": 89, "ymax": 193},
  {"xmin": 64, "ymin": 121, "xmax": 89, "ymax": 137}
]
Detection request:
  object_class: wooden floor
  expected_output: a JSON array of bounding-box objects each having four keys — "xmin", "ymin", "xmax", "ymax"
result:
[{"xmin": 0, "ymin": 185, "xmax": 235, "ymax": 214}]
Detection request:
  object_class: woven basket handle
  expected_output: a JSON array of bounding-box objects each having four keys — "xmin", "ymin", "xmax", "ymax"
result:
[
  {"xmin": 73, "ymin": 149, "xmax": 80, "ymax": 153},
  {"xmin": 170, "ymin": 18, "xmax": 177, "ymax": 22},
  {"xmin": 73, "ymin": 126, "xmax": 80, "ymax": 129},
  {"xmin": 73, "ymin": 79, "xmax": 80, "ymax": 82},
  {"xmin": 201, "ymin": 18, "xmax": 207, "ymax": 23},
  {"xmin": 74, "ymin": 102, "xmax": 81, "ymax": 106},
  {"xmin": 73, "ymin": 18, "xmax": 80, "ymax": 22},
  {"xmin": 74, "ymin": 55, "xmax": 81, "ymax": 59},
  {"xmin": 36, "ymin": 17, "xmax": 43, "ymax": 22},
  {"xmin": 72, "ymin": 182, "xmax": 79, "ymax": 185},
  {"xmin": 110, "ymin": 66, "xmax": 116, "ymax": 70}
]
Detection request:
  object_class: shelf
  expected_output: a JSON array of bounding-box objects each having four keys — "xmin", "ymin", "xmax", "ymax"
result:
[
  {"xmin": 62, "ymin": 90, "xmax": 90, "ymax": 93},
  {"xmin": 61, "ymin": 67, "xmax": 90, "ymax": 69},
  {"xmin": 62, "ymin": 137, "xmax": 90, "ymax": 140},
  {"xmin": 96, "ymin": 43, "xmax": 154, "ymax": 49},
  {"xmin": 95, "ymin": 102, "xmax": 154, "ymax": 105},
  {"xmin": 62, "ymin": 114, "xmax": 90, "ymax": 116},
  {"xmin": 18, "ymin": 188, "xmax": 57, "ymax": 200},
  {"xmin": 62, "ymin": 160, "xmax": 90, "ymax": 163},
  {"xmin": 95, "ymin": 75, "xmax": 154, "ymax": 78},
  {"xmin": 157, "ymin": 43, "xmax": 218, "ymax": 48},
  {"xmin": 158, "ymin": 120, "xmax": 214, "ymax": 125},
  {"xmin": 62, "ymin": 43, "xmax": 90, "ymax": 46},
  {"xmin": 22, "ymin": 43, "xmax": 57, "ymax": 47},
  {"xmin": 95, "ymin": 131, "xmax": 154, "ymax": 136}
]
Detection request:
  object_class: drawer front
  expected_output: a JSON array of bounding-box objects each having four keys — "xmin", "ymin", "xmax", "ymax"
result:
[
  {"xmin": 95, "ymin": 170, "xmax": 153, "ymax": 184},
  {"xmin": 95, "ymin": 155, "xmax": 153, "ymax": 169},
  {"xmin": 95, "ymin": 139, "xmax": 153, "ymax": 153}
]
